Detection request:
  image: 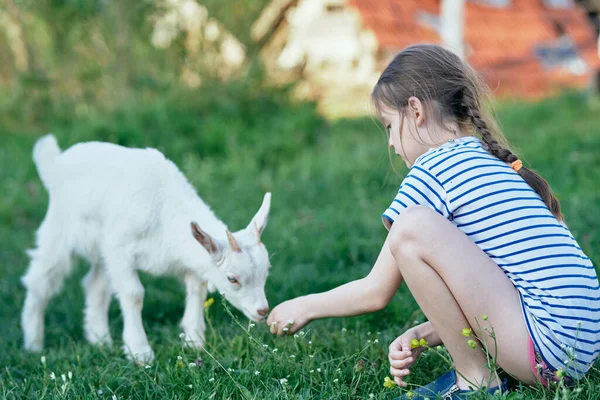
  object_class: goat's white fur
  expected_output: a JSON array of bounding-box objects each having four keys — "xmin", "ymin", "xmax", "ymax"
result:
[{"xmin": 21, "ymin": 135, "xmax": 272, "ymax": 364}]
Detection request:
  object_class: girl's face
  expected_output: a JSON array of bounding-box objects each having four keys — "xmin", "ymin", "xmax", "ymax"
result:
[{"xmin": 379, "ymin": 98, "xmax": 432, "ymax": 167}]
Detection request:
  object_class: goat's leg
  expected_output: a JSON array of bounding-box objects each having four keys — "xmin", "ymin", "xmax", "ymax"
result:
[
  {"xmin": 82, "ymin": 263, "xmax": 113, "ymax": 346},
  {"xmin": 105, "ymin": 252, "xmax": 153, "ymax": 364},
  {"xmin": 180, "ymin": 273, "xmax": 207, "ymax": 350},
  {"xmin": 21, "ymin": 217, "xmax": 73, "ymax": 351}
]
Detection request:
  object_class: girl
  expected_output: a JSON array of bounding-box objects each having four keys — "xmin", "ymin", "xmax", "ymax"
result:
[{"xmin": 267, "ymin": 44, "xmax": 600, "ymax": 398}]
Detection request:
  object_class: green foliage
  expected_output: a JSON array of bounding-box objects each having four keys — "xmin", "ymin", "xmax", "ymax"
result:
[{"xmin": 0, "ymin": 88, "xmax": 599, "ymax": 398}]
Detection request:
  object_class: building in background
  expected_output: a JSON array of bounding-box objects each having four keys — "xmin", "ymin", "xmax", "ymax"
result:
[{"xmin": 252, "ymin": 0, "xmax": 600, "ymax": 117}]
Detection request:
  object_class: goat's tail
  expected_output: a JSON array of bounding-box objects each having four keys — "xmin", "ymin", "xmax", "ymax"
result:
[{"xmin": 33, "ymin": 134, "xmax": 61, "ymax": 189}]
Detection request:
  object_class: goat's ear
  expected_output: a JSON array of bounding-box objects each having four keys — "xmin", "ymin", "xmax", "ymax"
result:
[
  {"xmin": 191, "ymin": 222, "xmax": 220, "ymax": 254},
  {"xmin": 247, "ymin": 192, "xmax": 271, "ymax": 241}
]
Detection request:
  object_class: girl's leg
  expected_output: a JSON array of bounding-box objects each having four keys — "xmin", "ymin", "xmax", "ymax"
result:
[{"xmin": 388, "ymin": 206, "xmax": 536, "ymax": 388}]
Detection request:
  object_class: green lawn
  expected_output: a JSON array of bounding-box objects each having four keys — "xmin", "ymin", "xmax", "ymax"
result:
[{"xmin": 0, "ymin": 91, "xmax": 599, "ymax": 399}]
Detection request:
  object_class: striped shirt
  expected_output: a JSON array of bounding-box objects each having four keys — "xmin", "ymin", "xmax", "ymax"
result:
[{"xmin": 382, "ymin": 136, "xmax": 600, "ymax": 379}]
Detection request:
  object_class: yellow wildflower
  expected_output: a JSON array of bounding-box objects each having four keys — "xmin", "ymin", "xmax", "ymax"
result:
[
  {"xmin": 410, "ymin": 338, "xmax": 420, "ymax": 349},
  {"xmin": 419, "ymin": 338, "xmax": 428, "ymax": 347},
  {"xmin": 383, "ymin": 376, "xmax": 396, "ymax": 388},
  {"xmin": 467, "ymin": 339, "xmax": 477, "ymax": 349},
  {"xmin": 204, "ymin": 297, "xmax": 215, "ymax": 310},
  {"xmin": 482, "ymin": 314, "xmax": 488, "ymax": 321},
  {"xmin": 555, "ymin": 368, "xmax": 564, "ymax": 379},
  {"xmin": 461, "ymin": 328, "xmax": 472, "ymax": 337},
  {"xmin": 406, "ymin": 391, "xmax": 414, "ymax": 399}
]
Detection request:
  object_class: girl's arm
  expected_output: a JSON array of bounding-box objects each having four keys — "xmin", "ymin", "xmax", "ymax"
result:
[{"xmin": 267, "ymin": 236, "xmax": 402, "ymax": 335}]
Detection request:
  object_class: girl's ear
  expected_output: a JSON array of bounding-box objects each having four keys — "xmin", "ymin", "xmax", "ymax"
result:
[{"xmin": 408, "ymin": 96, "xmax": 426, "ymax": 127}]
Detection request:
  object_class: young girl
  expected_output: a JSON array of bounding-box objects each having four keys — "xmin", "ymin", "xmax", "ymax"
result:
[{"xmin": 267, "ymin": 44, "xmax": 600, "ymax": 398}]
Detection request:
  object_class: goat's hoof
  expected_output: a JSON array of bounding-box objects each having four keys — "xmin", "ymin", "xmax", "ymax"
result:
[
  {"xmin": 124, "ymin": 345, "xmax": 154, "ymax": 365},
  {"xmin": 181, "ymin": 332, "xmax": 205, "ymax": 350}
]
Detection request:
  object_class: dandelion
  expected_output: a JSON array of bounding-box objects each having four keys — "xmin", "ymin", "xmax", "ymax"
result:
[
  {"xmin": 68, "ymin": 371, "xmax": 72, "ymax": 380},
  {"xmin": 462, "ymin": 328, "xmax": 472, "ymax": 337},
  {"xmin": 255, "ymin": 371, "xmax": 260, "ymax": 376},
  {"xmin": 40, "ymin": 356, "xmax": 46, "ymax": 366},
  {"xmin": 203, "ymin": 297, "xmax": 215, "ymax": 310},
  {"xmin": 407, "ymin": 391, "xmax": 415, "ymax": 399},
  {"xmin": 482, "ymin": 314, "xmax": 488, "ymax": 321},
  {"xmin": 419, "ymin": 338, "xmax": 428, "ymax": 347},
  {"xmin": 383, "ymin": 376, "xmax": 396, "ymax": 388},
  {"xmin": 467, "ymin": 339, "xmax": 477, "ymax": 349},
  {"xmin": 49, "ymin": 372, "xmax": 56, "ymax": 380},
  {"xmin": 280, "ymin": 378, "xmax": 288, "ymax": 385},
  {"xmin": 179, "ymin": 332, "xmax": 186, "ymax": 339},
  {"xmin": 410, "ymin": 338, "xmax": 420, "ymax": 349},
  {"xmin": 209, "ymin": 378, "xmax": 215, "ymax": 382}
]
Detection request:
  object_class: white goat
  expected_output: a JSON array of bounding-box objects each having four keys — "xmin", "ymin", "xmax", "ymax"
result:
[{"xmin": 21, "ymin": 134, "xmax": 272, "ymax": 364}]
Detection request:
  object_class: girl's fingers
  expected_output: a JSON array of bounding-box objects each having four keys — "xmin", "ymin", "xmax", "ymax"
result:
[
  {"xmin": 389, "ymin": 358, "xmax": 413, "ymax": 369},
  {"xmin": 394, "ymin": 376, "xmax": 407, "ymax": 387},
  {"xmin": 389, "ymin": 350, "xmax": 412, "ymax": 360},
  {"xmin": 390, "ymin": 367, "xmax": 410, "ymax": 378}
]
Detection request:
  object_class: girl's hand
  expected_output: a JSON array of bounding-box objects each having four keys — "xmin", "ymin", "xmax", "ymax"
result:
[
  {"xmin": 388, "ymin": 327, "xmax": 426, "ymax": 387},
  {"xmin": 266, "ymin": 297, "xmax": 313, "ymax": 336}
]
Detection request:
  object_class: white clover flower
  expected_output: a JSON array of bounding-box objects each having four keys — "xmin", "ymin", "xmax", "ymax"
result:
[
  {"xmin": 248, "ymin": 323, "xmax": 255, "ymax": 329},
  {"xmin": 282, "ymin": 327, "xmax": 289, "ymax": 332},
  {"xmin": 40, "ymin": 356, "xmax": 46, "ymax": 366},
  {"xmin": 273, "ymin": 349, "xmax": 278, "ymax": 353},
  {"xmin": 209, "ymin": 378, "xmax": 215, "ymax": 382},
  {"xmin": 308, "ymin": 341, "xmax": 312, "ymax": 345},
  {"xmin": 49, "ymin": 372, "xmax": 56, "ymax": 380},
  {"xmin": 341, "ymin": 328, "xmax": 347, "ymax": 333},
  {"xmin": 309, "ymin": 355, "xmax": 314, "ymax": 358},
  {"xmin": 290, "ymin": 355, "xmax": 295, "ymax": 358},
  {"xmin": 61, "ymin": 374, "xmax": 66, "ymax": 383},
  {"xmin": 334, "ymin": 378, "xmax": 339, "ymax": 383},
  {"xmin": 177, "ymin": 356, "xmax": 183, "ymax": 360},
  {"xmin": 299, "ymin": 331, "xmax": 305, "ymax": 336},
  {"xmin": 374, "ymin": 339, "xmax": 379, "ymax": 343},
  {"xmin": 68, "ymin": 371, "xmax": 72, "ymax": 380},
  {"xmin": 227, "ymin": 368, "xmax": 234, "ymax": 372},
  {"xmin": 98, "ymin": 389, "xmax": 103, "ymax": 395},
  {"xmin": 280, "ymin": 378, "xmax": 288, "ymax": 385},
  {"xmin": 254, "ymin": 371, "xmax": 260, "ymax": 376},
  {"xmin": 262, "ymin": 344, "xmax": 268, "ymax": 348},
  {"xmin": 287, "ymin": 319, "xmax": 294, "ymax": 325},
  {"xmin": 187, "ymin": 384, "xmax": 193, "ymax": 389},
  {"xmin": 310, "ymin": 370, "xmax": 314, "ymax": 373},
  {"xmin": 179, "ymin": 333, "xmax": 186, "ymax": 339},
  {"xmin": 145, "ymin": 365, "xmax": 151, "ymax": 369},
  {"xmin": 317, "ymin": 368, "xmax": 321, "ymax": 372},
  {"xmin": 189, "ymin": 363, "xmax": 197, "ymax": 368}
]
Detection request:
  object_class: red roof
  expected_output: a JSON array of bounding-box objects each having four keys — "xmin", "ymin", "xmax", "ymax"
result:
[{"xmin": 348, "ymin": 0, "xmax": 599, "ymax": 98}]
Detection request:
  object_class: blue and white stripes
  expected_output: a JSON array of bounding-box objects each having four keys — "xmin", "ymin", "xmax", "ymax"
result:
[{"xmin": 382, "ymin": 136, "xmax": 600, "ymax": 379}]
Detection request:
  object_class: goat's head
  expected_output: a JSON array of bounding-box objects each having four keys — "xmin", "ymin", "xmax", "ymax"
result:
[{"xmin": 191, "ymin": 193, "xmax": 271, "ymax": 322}]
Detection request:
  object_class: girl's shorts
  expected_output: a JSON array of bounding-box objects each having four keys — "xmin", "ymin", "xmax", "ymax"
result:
[{"xmin": 528, "ymin": 337, "xmax": 574, "ymax": 387}]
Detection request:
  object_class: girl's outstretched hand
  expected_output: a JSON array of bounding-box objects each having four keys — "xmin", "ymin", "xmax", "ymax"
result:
[
  {"xmin": 388, "ymin": 327, "xmax": 426, "ymax": 387},
  {"xmin": 266, "ymin": 297, "xmax": 312, "ymax": 336}
]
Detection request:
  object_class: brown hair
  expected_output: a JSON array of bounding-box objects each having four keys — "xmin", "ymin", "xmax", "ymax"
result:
[{"xmin": 371, "ymin": 44, "xmax": 562, "ymax": 220}]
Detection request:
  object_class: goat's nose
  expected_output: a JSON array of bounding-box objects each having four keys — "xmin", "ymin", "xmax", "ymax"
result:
[{"xmin": 257, "ymin": 307, "xmax": 269, "ymax": 317}]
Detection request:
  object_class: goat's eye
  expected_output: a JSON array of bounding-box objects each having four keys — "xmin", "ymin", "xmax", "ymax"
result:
[{"xmin": 227, "ymin": 275, "xmax": 239, "ymax": 284}]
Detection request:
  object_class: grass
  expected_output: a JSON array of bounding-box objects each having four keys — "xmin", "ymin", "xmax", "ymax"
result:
[{"xmin": 0, "ymin": 89, "xmax": 599, "ymax": 399}]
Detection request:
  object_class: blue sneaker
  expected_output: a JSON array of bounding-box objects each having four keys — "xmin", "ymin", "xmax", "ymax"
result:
[{"xmin": 396, "ymin": 370, "xmax": 510, "ymax": 399}]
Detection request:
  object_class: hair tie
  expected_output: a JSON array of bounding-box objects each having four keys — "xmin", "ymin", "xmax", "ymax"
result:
[{"xmin": 511, "ymin": 159, "xmax": 523, "ymax": 172}]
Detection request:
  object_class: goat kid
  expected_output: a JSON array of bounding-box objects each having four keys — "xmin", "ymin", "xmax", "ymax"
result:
[{"xmin": 21, "ymin": 135, "xmax": 272, "ymax": 364}]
